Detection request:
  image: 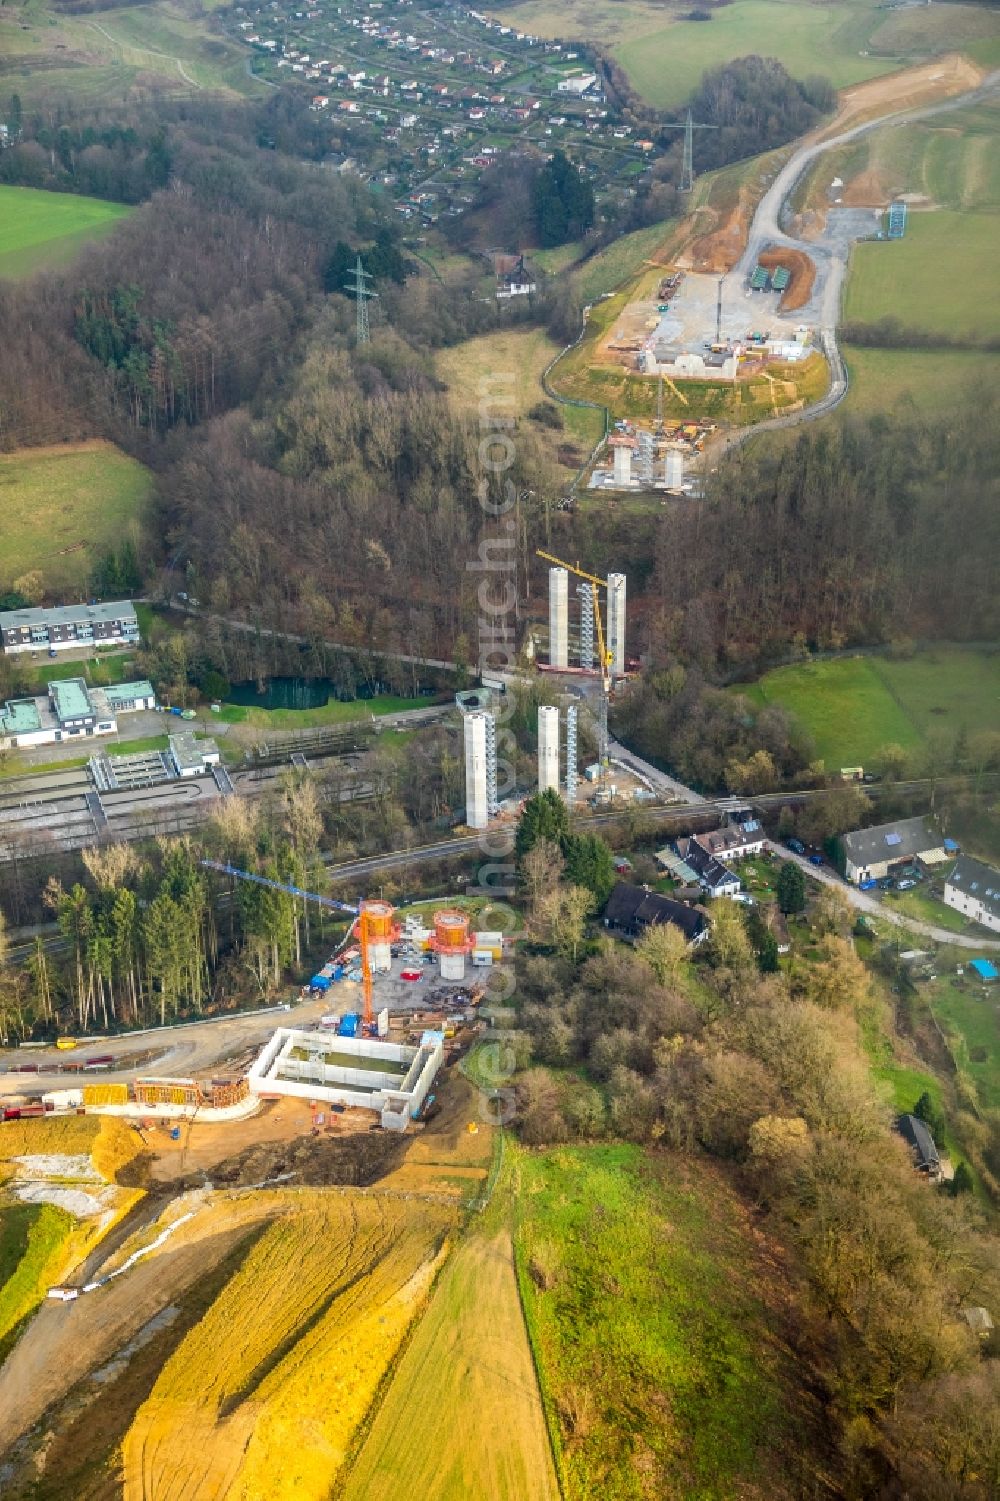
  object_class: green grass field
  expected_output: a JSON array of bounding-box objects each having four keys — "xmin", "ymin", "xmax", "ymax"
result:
[
  {"xmin": 615, "ymin": 0, "xmax": 892, "ymax": 109},
  {"xmin": 570, "ymin": 215, "xmax": 679, "ymax": 304},
  {"xmin": 496, "ymin": 0, "xmax": 999, "ymax": 108},
  {"xmin": 886, "ymin": 887, "xmax": 970, "ymax": 936},
  {"xmin": 0, "ymin": 186, "xmax": 132, "ymax": 280},
  {"xmin": 842, "ymin": 345, "xmax": 1000, "ymax": 416},
  {"xmin": 0, "ymin": 442, "xmax": 152, "ymax": 594},
  {"xmin": 0, "ymin": 0, "xmax": 266, "ymax": 109},
  {"xmin": 513, "ymin": 1142, "xmax": 804, "ymax": 1500},
  {"xmin": 835, "ymin": 97, "xmax": 1000, "ymax": 410},
  {"xmin": 0, "ymin": 1204, "xmax": 75, "ymax": 1355},
  {"xmin": 930, "ymin": 974, "xmax": 1000, "ymax": 1112},
  {"xmin": 845, "ymin": 212, "xmax": 1000, "ymax": 341},
  {"xmin": 738, "ymin": 648, "xmax": 1000, "ymax": 769}
]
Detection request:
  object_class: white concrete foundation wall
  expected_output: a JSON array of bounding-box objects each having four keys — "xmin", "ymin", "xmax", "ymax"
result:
[
  {"xmin": 549, "ymin": 567, "xmax": 568, "ymax": 669},
  {"xmin": 613, "ymin": 446, "xmax": 632, "ymax": 487},
  {"xmin": 248, "ymin": 1027, "xmax": 444, "ymax": 1129}
]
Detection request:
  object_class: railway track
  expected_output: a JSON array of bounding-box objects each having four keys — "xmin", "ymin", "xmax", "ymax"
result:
[{"xmin": 4, "ymin": 773, "xmax": 992, "ymax": 964}]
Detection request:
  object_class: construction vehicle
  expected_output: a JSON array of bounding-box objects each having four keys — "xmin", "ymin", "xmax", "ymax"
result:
[
  {"xmin": 199, "ymin": 861, "xmax": 390, "ymax": 1033},
  {"xmin": 535, "ymin": 549, "xmax": 614, "ymax": 780}
]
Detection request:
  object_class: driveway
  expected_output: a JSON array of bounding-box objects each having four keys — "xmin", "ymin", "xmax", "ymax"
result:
[{"xmin": 779, "ymin": 846, "xmax": 1000, "ymax": 951}]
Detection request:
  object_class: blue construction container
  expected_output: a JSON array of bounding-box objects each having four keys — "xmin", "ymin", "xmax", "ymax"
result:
[
  {"xmin": 338, "ymin": 1013, "xmax": 359, "ymax": 1038},
  {"xmin": 311, "ymin": 974, "xmax": 332, "ymax": 992},
  {"xmin": 332, "ymin": 964, "xmax": 345, "ymax": 981}
]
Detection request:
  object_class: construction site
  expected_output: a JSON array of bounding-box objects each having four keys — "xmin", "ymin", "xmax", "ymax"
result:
[{"xmin": 604, "ymin": 261, "xmax": 816, "ymax": 387}]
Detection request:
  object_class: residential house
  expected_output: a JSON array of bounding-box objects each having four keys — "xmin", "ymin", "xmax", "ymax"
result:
[
  {"xmin": 602, "ymin": 882, "xmax": 708, "ymax": 945},
  {"xmin": 0, "ymin": 600, "xmax": 140, "ymax": 656},
  {"xmin": 943, "ymin": 854, "xmax": 1000, "ymax": 933},
  {"xmin": 842, "ymin": 816, "xmax": 942, "ymax": 884},
  {"xmin": 676, "ymin": 837, "xmax": 741, "ymax": 898}
]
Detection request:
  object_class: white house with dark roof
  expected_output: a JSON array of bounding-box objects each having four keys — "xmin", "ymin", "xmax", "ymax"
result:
[
  {"xmin": 842, "ymin": 816, "xmax": 941, "ymax": 885},
  {"xmin": 676, "ymin": 837, "xmax": 741, "ymax": 898},
  {"xmin": 943, "ymin": 855, "xmax": 1000, "ymax": 933}
]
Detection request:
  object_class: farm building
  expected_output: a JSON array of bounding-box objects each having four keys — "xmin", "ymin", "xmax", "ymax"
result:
[
  {"xmin": 943, "ymin": 855, "xmax": 1000, "ymax": 933},
  {"xmin": 248, "ymin": 1026, "xmax": 444, "ymax": 1131},
  {"xmin": 0, "ymin": 600, "xmax": 140, "ymax": 656},
  {"xmin": 841, "ymin": 816, "xmax": 942, "ymax": 884},
  {"xmin": 602, "ymin": 882, "xmax": 708, "ymax": 945}
]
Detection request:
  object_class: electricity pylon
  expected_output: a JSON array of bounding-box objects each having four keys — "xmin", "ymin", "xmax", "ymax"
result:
[{"xmin": 345, "ymin": 256, "xmax": 377, "ymax": 345}]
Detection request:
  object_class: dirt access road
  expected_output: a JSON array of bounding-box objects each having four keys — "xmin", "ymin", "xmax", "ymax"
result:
[
  {"xmin": 722, "ymin": 61, "xmax": 1000, "ymax": 440},
  {"xmin": 699, "ymin": 61, "xmax": 996, "ymax": 447},
  {"xmin": 0, "ymin": 994, "xmax": 329, "ymax": 1096}
]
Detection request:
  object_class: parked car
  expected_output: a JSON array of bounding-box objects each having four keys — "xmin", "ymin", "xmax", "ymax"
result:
[
  {"xmin": 808, "ymin": 854, "xmax": 824, "ymax": 866},
  {"xmin": 787, "ymin": 839, "xmax": 806, "ymax": 855},
  {"xmin": 897, "ymin": 879, "xmax": 916, "ymax": 891}
]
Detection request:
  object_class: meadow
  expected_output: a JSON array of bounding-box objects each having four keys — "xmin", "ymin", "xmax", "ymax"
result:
[
  {"xmin": 512, "ymin": 1142, "xmax": 805, "ymax": 1500},
  {"xmin": 844, "ymin": 212, "xmax": 1000, "ymax": 341},
  {"xmin": 0, "ymin": 0, "xmax": 264, "ymax": 110},
  {"xmin": 929, "ymin": 973, "xmax": 1000, "ymax": 1113},
  {"xmin": 342, "ymin": 1228, "xmax": 558, "ymax": 1501},
  {"xmin": 0, "ymin": 441, "xmax": 152, "ymax": 595},
  {"xmin": 434, "ymin": 327, "xmax": 561, "ymax": 419},
  {"xmin": 842, "ymin": 345, "xmax": 1000, "ymax": 417},
  {"xmin": 615, "ymin": 0, "xmax": 893, "ymax": 109},
  {"xmin": 737, "ymin": 648, "xmax": 1000, "ymax": 770},
  {"xmin": 0, "ymin": 186, "xmax": 132, "ymax": 281},
  {"xmin": 494, "ymin": 0, "xmax": 999, "ymax": 109},
  {"xmin": 216, "ymin": 692, "xmax": 431, "ymax": 729}
]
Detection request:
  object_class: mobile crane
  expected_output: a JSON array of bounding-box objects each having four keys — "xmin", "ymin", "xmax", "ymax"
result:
[{"xmin": 199, "ymin": 861, "xmax": 385, "ymax": 1031}]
